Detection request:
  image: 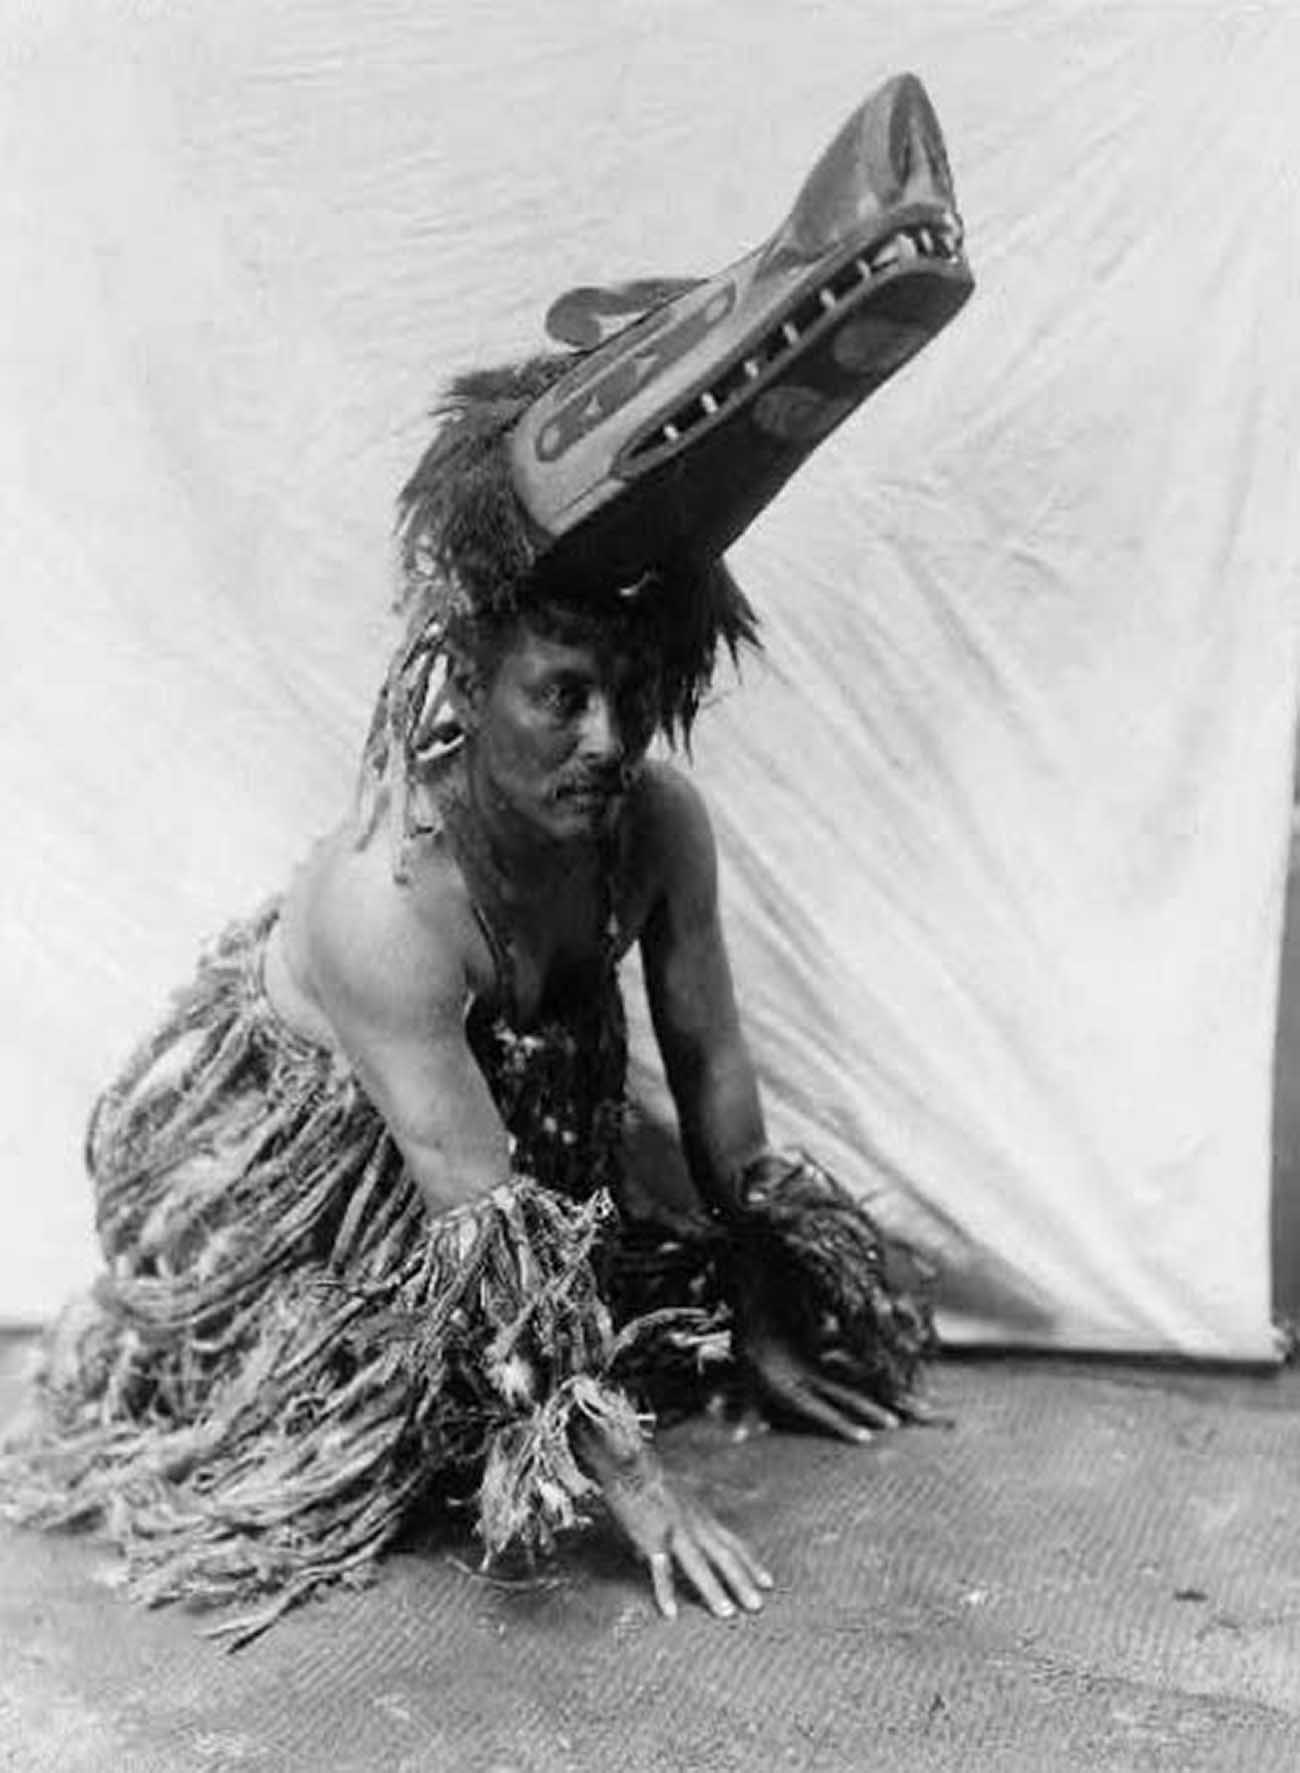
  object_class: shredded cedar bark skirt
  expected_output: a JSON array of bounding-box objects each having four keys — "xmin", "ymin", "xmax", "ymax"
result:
[{"xmin": 0, "ymin": 903, "xmax": 933, "ymax": 1644}]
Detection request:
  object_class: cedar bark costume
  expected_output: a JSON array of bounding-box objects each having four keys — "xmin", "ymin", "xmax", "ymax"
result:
[{"xmin": 0, "ymin": 73, "xmax": 972, "ymax": 1643}]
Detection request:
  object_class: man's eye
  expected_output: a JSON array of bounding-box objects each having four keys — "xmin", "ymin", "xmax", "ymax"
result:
[{"xmin": 543, "ymin": 682, "xmax": 587, "ymax": 718}]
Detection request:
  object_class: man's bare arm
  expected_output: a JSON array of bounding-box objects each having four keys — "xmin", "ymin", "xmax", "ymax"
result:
[
  {"xmin": 303, "ymin": 856, "xmax": 511, "ymax": 1215},
  {"xmin": 307, "ymin": 815, "xmax": 774, "ymax": 1619},
  {"xmin": 638, "ymin": 768, "xmax": 767, "ymax": 1215},
  {"xmin": 638, "ymin": 769, "xmax": 909, "ymax": 1444}
]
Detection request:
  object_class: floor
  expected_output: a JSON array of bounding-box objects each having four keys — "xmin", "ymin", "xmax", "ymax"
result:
[
  {"xmin": 3, "ymin": 1345, "xmax": 1299, "ymax": 1773},
  {"xmin": 6, "ymin": 852, "xmax": 1300, "ymax": 1772}
]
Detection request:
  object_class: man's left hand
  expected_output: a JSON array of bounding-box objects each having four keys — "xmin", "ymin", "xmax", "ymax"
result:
[{"xmin": 738, "ymin": 1316, "xmax": 903, "ymax": 1442}]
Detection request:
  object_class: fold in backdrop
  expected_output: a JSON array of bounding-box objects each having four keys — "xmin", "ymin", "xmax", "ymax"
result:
[{"xmin": 3, "ymin": 0, "xmax": 1298, "ymax": 1356}]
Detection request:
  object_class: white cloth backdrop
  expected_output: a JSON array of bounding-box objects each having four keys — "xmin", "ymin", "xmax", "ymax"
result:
[{"xmin": 2, "ymin": 0, "xmax": 1298, "ymax": 1355}]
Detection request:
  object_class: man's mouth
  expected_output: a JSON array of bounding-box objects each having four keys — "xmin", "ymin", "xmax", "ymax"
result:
[
  {"xmin": 559, "ymin": 783, "xmax": 617, "ymax": 803},
  {"xmin": 555, "ymin": 775, "xmax": 625, "ymax": 808}
]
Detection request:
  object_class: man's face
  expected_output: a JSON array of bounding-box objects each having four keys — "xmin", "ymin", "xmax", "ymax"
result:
[{"xmin": 465, "ymin": 614, "xmax": 658, "ymax": 843}]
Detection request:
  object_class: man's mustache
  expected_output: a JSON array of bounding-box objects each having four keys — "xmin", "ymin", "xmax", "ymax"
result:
[{"xmin": 553, "ymin": 762, "xmax": 638, "ymax": 799}]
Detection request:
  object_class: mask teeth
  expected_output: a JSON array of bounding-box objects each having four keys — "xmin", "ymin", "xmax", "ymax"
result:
[{"xmin": 636, "ymin": 215, "xmax": 963, "ymax": 457}]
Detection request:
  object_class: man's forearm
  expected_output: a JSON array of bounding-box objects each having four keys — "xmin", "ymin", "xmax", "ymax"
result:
[{"xmin": 671, "ymin": 1043, "xmax": 768, "ymax": 1218}]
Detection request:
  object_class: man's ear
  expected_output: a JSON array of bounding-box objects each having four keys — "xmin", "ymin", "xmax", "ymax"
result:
[{"xmin": 445, "ymin": 655, "xmax": 484, "ymax": 730}]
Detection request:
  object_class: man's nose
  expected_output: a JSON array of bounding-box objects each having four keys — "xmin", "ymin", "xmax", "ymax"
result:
[{"xmin": 579, "ymin": 689, "xmax": 623, "ymax": 760}]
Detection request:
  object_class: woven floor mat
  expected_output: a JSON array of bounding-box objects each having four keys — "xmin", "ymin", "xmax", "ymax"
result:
[{"xmin": 3, "ymin": 1349, "xmax": 1299, "ymax": 1772}]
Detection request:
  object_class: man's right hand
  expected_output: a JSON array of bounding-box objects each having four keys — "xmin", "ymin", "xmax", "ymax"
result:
[{"xmin": 574, "ymin": 1422, "xmax": 773, "ymax": 1621}]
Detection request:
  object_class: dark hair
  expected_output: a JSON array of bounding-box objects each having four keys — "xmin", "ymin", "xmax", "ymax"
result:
[
  {"xmin": 395, "ymin": 355, "xmax": 759, "ymax": 746},
  {"xmin": 357, "ymin": 353, "xmax": 760, "ymax": 875}
]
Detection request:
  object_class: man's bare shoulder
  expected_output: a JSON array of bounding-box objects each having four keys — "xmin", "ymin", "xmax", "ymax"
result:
[
  {"xmin": 623, "ymin": 759, "xmax": 719, "ymax": 918},
  {"xmin": 288, "ymin": 816, "xmax": 482, "ymax": 1033},
  {"xmin": 626, "ymin": 758, "xmax": 718, "ymax": 843}
]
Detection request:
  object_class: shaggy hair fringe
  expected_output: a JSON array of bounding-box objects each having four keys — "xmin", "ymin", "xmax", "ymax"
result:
[
  {"xmin": 398, "ymin": 354, "xmax": 761, "ymax": 735},
  {"xmin": 359, "ymin": 352, "xmax": 761, "ymax": 873}
]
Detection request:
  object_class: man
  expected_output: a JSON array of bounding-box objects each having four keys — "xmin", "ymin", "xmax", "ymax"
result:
[
  {"xmin": 1, "ymin": 73, "xmax": 972, "ymax": 1641},
  {"xmin": 272, "ymin": 571, "xmax": 919, "ymax": 1617}
]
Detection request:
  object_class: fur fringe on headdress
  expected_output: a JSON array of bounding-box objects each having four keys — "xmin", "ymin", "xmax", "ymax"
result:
[
  {"xmin": 396, "ymin": 356, "xmax": 570, "ymax": 633},
  {"xmin": 393, "ymin": 353, "xmax": 760, "ymax": 730},
  {"xmin": 357, "ymin": 353, "xmax": 761, "ymax": 875}
]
